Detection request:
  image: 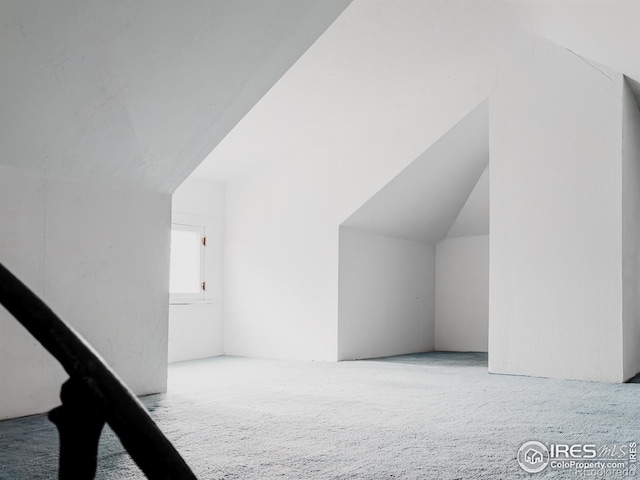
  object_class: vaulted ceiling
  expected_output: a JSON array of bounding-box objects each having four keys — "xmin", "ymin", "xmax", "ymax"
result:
[
  {"xmin": 0, "ymin": 0, "xmax": 350, "ymax": 192},
  {"xmin": 193, "ymin": 0, "xmax": 640, "ymax": 188},
  {"xmin": 190, "ymin": 0, "xmax": 640, "ymax": 244},
  {"xmin": 2, "ymin": 0, "xmax": 639, "ymax": 197},
  {"xmin": 341, "ymin": 102, "xmax": 488, "ymax": 244}
]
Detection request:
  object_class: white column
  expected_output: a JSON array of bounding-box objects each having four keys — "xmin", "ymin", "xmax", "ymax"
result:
[{"xmin": 490, "ymin": 38, "xmax": 625, "ymax": 382}]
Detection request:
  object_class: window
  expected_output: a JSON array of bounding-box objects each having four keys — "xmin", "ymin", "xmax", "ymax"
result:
[{"xmin": 169, "ymin": 224, "xmax": 206, "ymax": 303}]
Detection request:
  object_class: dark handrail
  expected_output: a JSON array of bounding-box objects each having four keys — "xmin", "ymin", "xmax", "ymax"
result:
[{"xmin": 0, "ymin": 262, "xmax": 198, "ymax": 479}]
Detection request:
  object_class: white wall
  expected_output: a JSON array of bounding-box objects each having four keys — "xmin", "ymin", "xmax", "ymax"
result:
[
  {"xmin": 0, "ymin": 165, "xmax": 170, "ymax": 419},
  {"xmin": 223, "ymin": 167, "xmax": 342, "ymax": 361},
  {"xmin": 214, "ymin": 2, "xmax": 640, "ymax": 372},
  {"xmin": 212, "ymin": 1, "xmax": 513, "ymax": 362},
  {"xmin": 223, "ymin": 94, "xmax": 491, "ymax": 362},
  {"xmin": 435, "ymin": 235, "xmax": 489, "ymax": 353},
  {"xmin": 622, "ymin": 79, "xmax": 640, "ymax": 381},
  {"xmin": 434, "ymin": 165, "xmax": 490, "ymax": 353},
  {"xmin": 169, "ymin": 177, "xmax": 225, "ymax": 363},
  {"xmin": 0, "ymin": 0, "xmax": 353, "ymax": 420},
  {"xmin": 222, "ymin": 79, "xmax": 494, "ymax": 362},
  {"xmin": 490, "ymin": 38, "xmax": 625, "ymax": 383},
  {"xmin": 338, "ymin": 227, "xmax": 435, "ymax": 360}
]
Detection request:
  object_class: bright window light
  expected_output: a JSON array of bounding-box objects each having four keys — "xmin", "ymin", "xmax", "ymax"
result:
[{"xmin": 170, "ymin": 224, "xmax": 205, "ymax": 301}]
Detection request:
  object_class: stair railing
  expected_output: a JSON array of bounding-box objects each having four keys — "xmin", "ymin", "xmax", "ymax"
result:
[{"xmin": 0, "ymin": 262, "xmax": 198, "ymax": 479}]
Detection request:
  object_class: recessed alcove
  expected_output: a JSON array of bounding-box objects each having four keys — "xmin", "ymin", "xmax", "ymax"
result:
[{"xmin": 337, "ymin": 101, "xmax": 490, "ymax": 360}]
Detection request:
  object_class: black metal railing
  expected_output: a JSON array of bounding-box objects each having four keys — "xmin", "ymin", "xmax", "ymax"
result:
[{"xmin": 0, "ymin": 262, "xmax": 198, "ymax": 479}]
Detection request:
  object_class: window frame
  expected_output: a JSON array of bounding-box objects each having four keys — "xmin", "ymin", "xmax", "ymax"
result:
[{"xmin": 169, "ymin": 223, "xmax": 206, "ymax": 304}]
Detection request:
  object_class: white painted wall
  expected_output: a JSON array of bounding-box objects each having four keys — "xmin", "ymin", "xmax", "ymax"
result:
[
  {"xmin": 219, "ymin": 68, "xmax": 496, "ymax": 362},
  {"xmin": 490, "ymin": 38, "xmax": 625, "ymax": 383},
  {"xmin": 434, "ymin": 165, "xmax": 490, "ymax": 353},
  {"xmin": 337, "ymin": 106, "xmax": 489, "ymax": 359},
  {"xmin": 208, "ymin": 1, "xmax": 512, "ymax": 362},
  {"xmin": 338, "ymin": 227, "xmax": 434, "ymax": 360},
  {"xmin": 223, "ymin": 168, "xmax": 342, "ymax": 361},
  {"xmin": 169, "ymin": 177, "xmax": 225, "ymax": 363},
  {"xmin": 223, "ymin": 90, "xmax": 492, "ymax": 362},
  {"xmin": 0, "ymin": 0, "xmax": 351, "ymax": 420},
  {"xmin": 435, "ymin": 235, "xmax": 489, "ymax": 353},
  {"xmin": 208, "ymin": 1, "xmax": 640, "ymax": 373},
  {"xmin": 622, "ymin": 79, "xmax": 640, "ymax": 381},
  {"xmin": 0, "ymin": 165, "xmax": 170, "ymax": 419}
]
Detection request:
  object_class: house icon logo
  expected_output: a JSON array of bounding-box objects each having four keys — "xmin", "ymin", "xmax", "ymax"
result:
[
  {"xmin": 526, "ymin": 449, "xmax": 543, "ymax": 464},
  {"xmin": 517, "ymin": 441, "xmax": 550, "ymax": 473}
]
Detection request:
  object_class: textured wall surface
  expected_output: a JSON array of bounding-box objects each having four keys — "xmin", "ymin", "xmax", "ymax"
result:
[
  {"xmin": 435, "ymin": 235, "xmax": 489, "ymax": 353},
  {"xmin": 622, "ymin": 80, "xmax": 640, "ymax": 381},
  {"xmin": 0, "ymin": 165, "xmax": 171, "ymax": 419},
  {"xmin": 338, "ymin": 227, "xmax": 435, "ymax": 360},
  {"xmin": 0, "ymin": 0, "xmax": 350, "ymax": 420},
  {"xmin": 490, "ymin": 39, "xmax": 625, "ymax": 382}
]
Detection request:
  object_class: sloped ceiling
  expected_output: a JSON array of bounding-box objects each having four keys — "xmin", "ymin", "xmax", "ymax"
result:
[
  {"xmin": 514, "ymin": 0, "xmax": 640, "ymax": 105},
  {"xmin": 513, "ymin": 0, "xmax": 640, "ymax": 80},
  {"xmin": 193, "ymin": 0, "xmax": 640, "ymax": 186},
  {"xmin": 3, "ymin": 1, "xmax": 638, "ymax": 195},
  {"xmin": 192, "ymin": 0, "xmax": 514, "ymax": 183},
  {"xmin": 0, "ymin": 0, "xmax": 350, "ymax": 192},
  {"xmin": 341, "ymin": 102, "xmax": 488, "ymax": 244},
  {"xmin": 446, "ymin": 166, "xmax": 489, "ymax": 239}
]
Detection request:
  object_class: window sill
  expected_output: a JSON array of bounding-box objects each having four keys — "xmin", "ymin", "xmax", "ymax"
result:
[{"xmin": 169, "ymin": 299, "xmax": 216, "ymax": 306}]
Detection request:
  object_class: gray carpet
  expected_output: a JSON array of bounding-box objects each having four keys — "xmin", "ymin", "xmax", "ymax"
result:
[{"xmin": 1, "ymin": 353, "xmax": 639, "ymax": 479}]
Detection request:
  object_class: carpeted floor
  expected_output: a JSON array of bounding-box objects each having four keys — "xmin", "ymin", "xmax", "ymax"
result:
[{"xmin": 1, "ymin": 352, "xmax": 639, "ymax": 479}]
